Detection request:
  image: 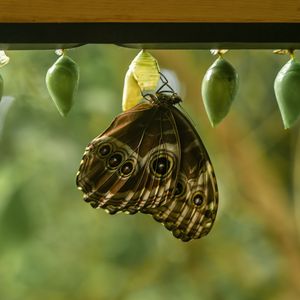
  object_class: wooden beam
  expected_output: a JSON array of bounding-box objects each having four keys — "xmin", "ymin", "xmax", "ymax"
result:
[
  {"xmin": 0, "ymin": 23, "xmax": 300, "ymax": 49},
  {"xmin": 0, "ymin": 0, "xmax": 300, "ymax": 23},
  {"xmin": 1, "ymin": 1, "xmax": 300, "ymax": 49}
]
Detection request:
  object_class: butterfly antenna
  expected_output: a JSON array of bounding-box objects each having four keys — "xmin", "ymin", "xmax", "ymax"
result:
[{"xmin": 157, "ymin": 72, "xmax": 175, "ymax": 94}]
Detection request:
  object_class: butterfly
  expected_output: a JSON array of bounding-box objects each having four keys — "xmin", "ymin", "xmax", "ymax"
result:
[{"xmin": 76, "ymin": 76, "xmax": 218, "ymax": 241}]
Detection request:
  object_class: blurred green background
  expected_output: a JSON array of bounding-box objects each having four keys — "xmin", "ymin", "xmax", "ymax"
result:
[{"xmin": 0, "ymin": 45, "xmax": 299, "ymax": 300}]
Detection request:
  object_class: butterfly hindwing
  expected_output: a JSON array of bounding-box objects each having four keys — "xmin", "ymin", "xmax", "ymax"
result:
[{"xmin": 144, "ymin": 106, "xmax": 218, "ymax": 241}]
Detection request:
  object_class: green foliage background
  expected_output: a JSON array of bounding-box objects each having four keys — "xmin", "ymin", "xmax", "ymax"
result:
[{"xmin": 0, "ymin": 45, "xmax": 299, "ymax": 300}]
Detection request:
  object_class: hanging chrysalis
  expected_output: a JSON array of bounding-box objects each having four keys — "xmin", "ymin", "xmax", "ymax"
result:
[
  {"xmin": 0, "ymin": 50, "xmax": 10, "ymax": 102},
  {"xmin": 274, "ymin": 49, "xmax": 300, "ymax": 129},
  {"xmin": 122, "ymin": 50, "xmax": 160, "ymax": 111},
  {"xmin": 201, "ymin": 49, "xmax": 239, "ymax": 126},
  {"xmin": 46, "ymin": 49, "xmax": 79, "ymax": 116}
]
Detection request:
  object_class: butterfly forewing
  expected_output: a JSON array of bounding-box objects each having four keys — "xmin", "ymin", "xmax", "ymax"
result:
[{"xmin": 76, "ymin": 102, "xmax": 180, "ymax": 214}]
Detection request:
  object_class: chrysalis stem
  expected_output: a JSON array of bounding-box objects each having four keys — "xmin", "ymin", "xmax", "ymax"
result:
[
  {"xmin": 289, "ymin": 49, "xmax": 295, "ymax": 60},
  {"xmin": 273, "ymin": 49, "xmax": 296, "ymax": 59},
  {"xmin": 55, "ymin": 49, "xmax": 66, "ymax": 57},
  {"xmin": 210, "ymin": 49, "xmax": 228, "ymax": 58}
]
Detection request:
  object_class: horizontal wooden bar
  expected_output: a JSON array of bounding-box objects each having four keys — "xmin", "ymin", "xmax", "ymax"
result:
[
  {"xmin": 0, "ymin": 23, "xmax": 300, "ymax": 49},
  {"xmin": 0, "ymin": 0, "xmax": 300, "ymax": 22}
]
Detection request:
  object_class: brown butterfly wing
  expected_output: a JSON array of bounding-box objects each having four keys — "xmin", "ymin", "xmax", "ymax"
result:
[
  {"xmin": 76, "ymin": 102, "xmax": 181, "ymax": 214},
  {"xmin": 145, "ymin": 106, "xmax": 218, "ymax": 241}
]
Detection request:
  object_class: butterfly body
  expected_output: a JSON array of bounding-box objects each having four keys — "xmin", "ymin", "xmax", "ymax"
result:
[{"xmin": 76, "ymin": 92, "xmax": 218, "ymax": 241}]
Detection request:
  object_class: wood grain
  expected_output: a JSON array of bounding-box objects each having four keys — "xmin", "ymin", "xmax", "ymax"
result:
[{"xmin": 0, "ymin": 0, "xmax": 300, "ymax": 23}]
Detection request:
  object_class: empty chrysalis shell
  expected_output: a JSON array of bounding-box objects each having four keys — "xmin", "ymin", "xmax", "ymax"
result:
[
  {"xmin": 274, "ymin": 57, "xmax": 300, "ymax": 129},
  {"xmin": 46, "ymin": 54, "xmax": 79, "ymax": 117},
  {"xmin": 122, "ymin": 50, "xmax": 160, "ymax": 111},
  {"xmin": 202, "ymin": 57, "xmax": 239, "ymax": 126}
]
